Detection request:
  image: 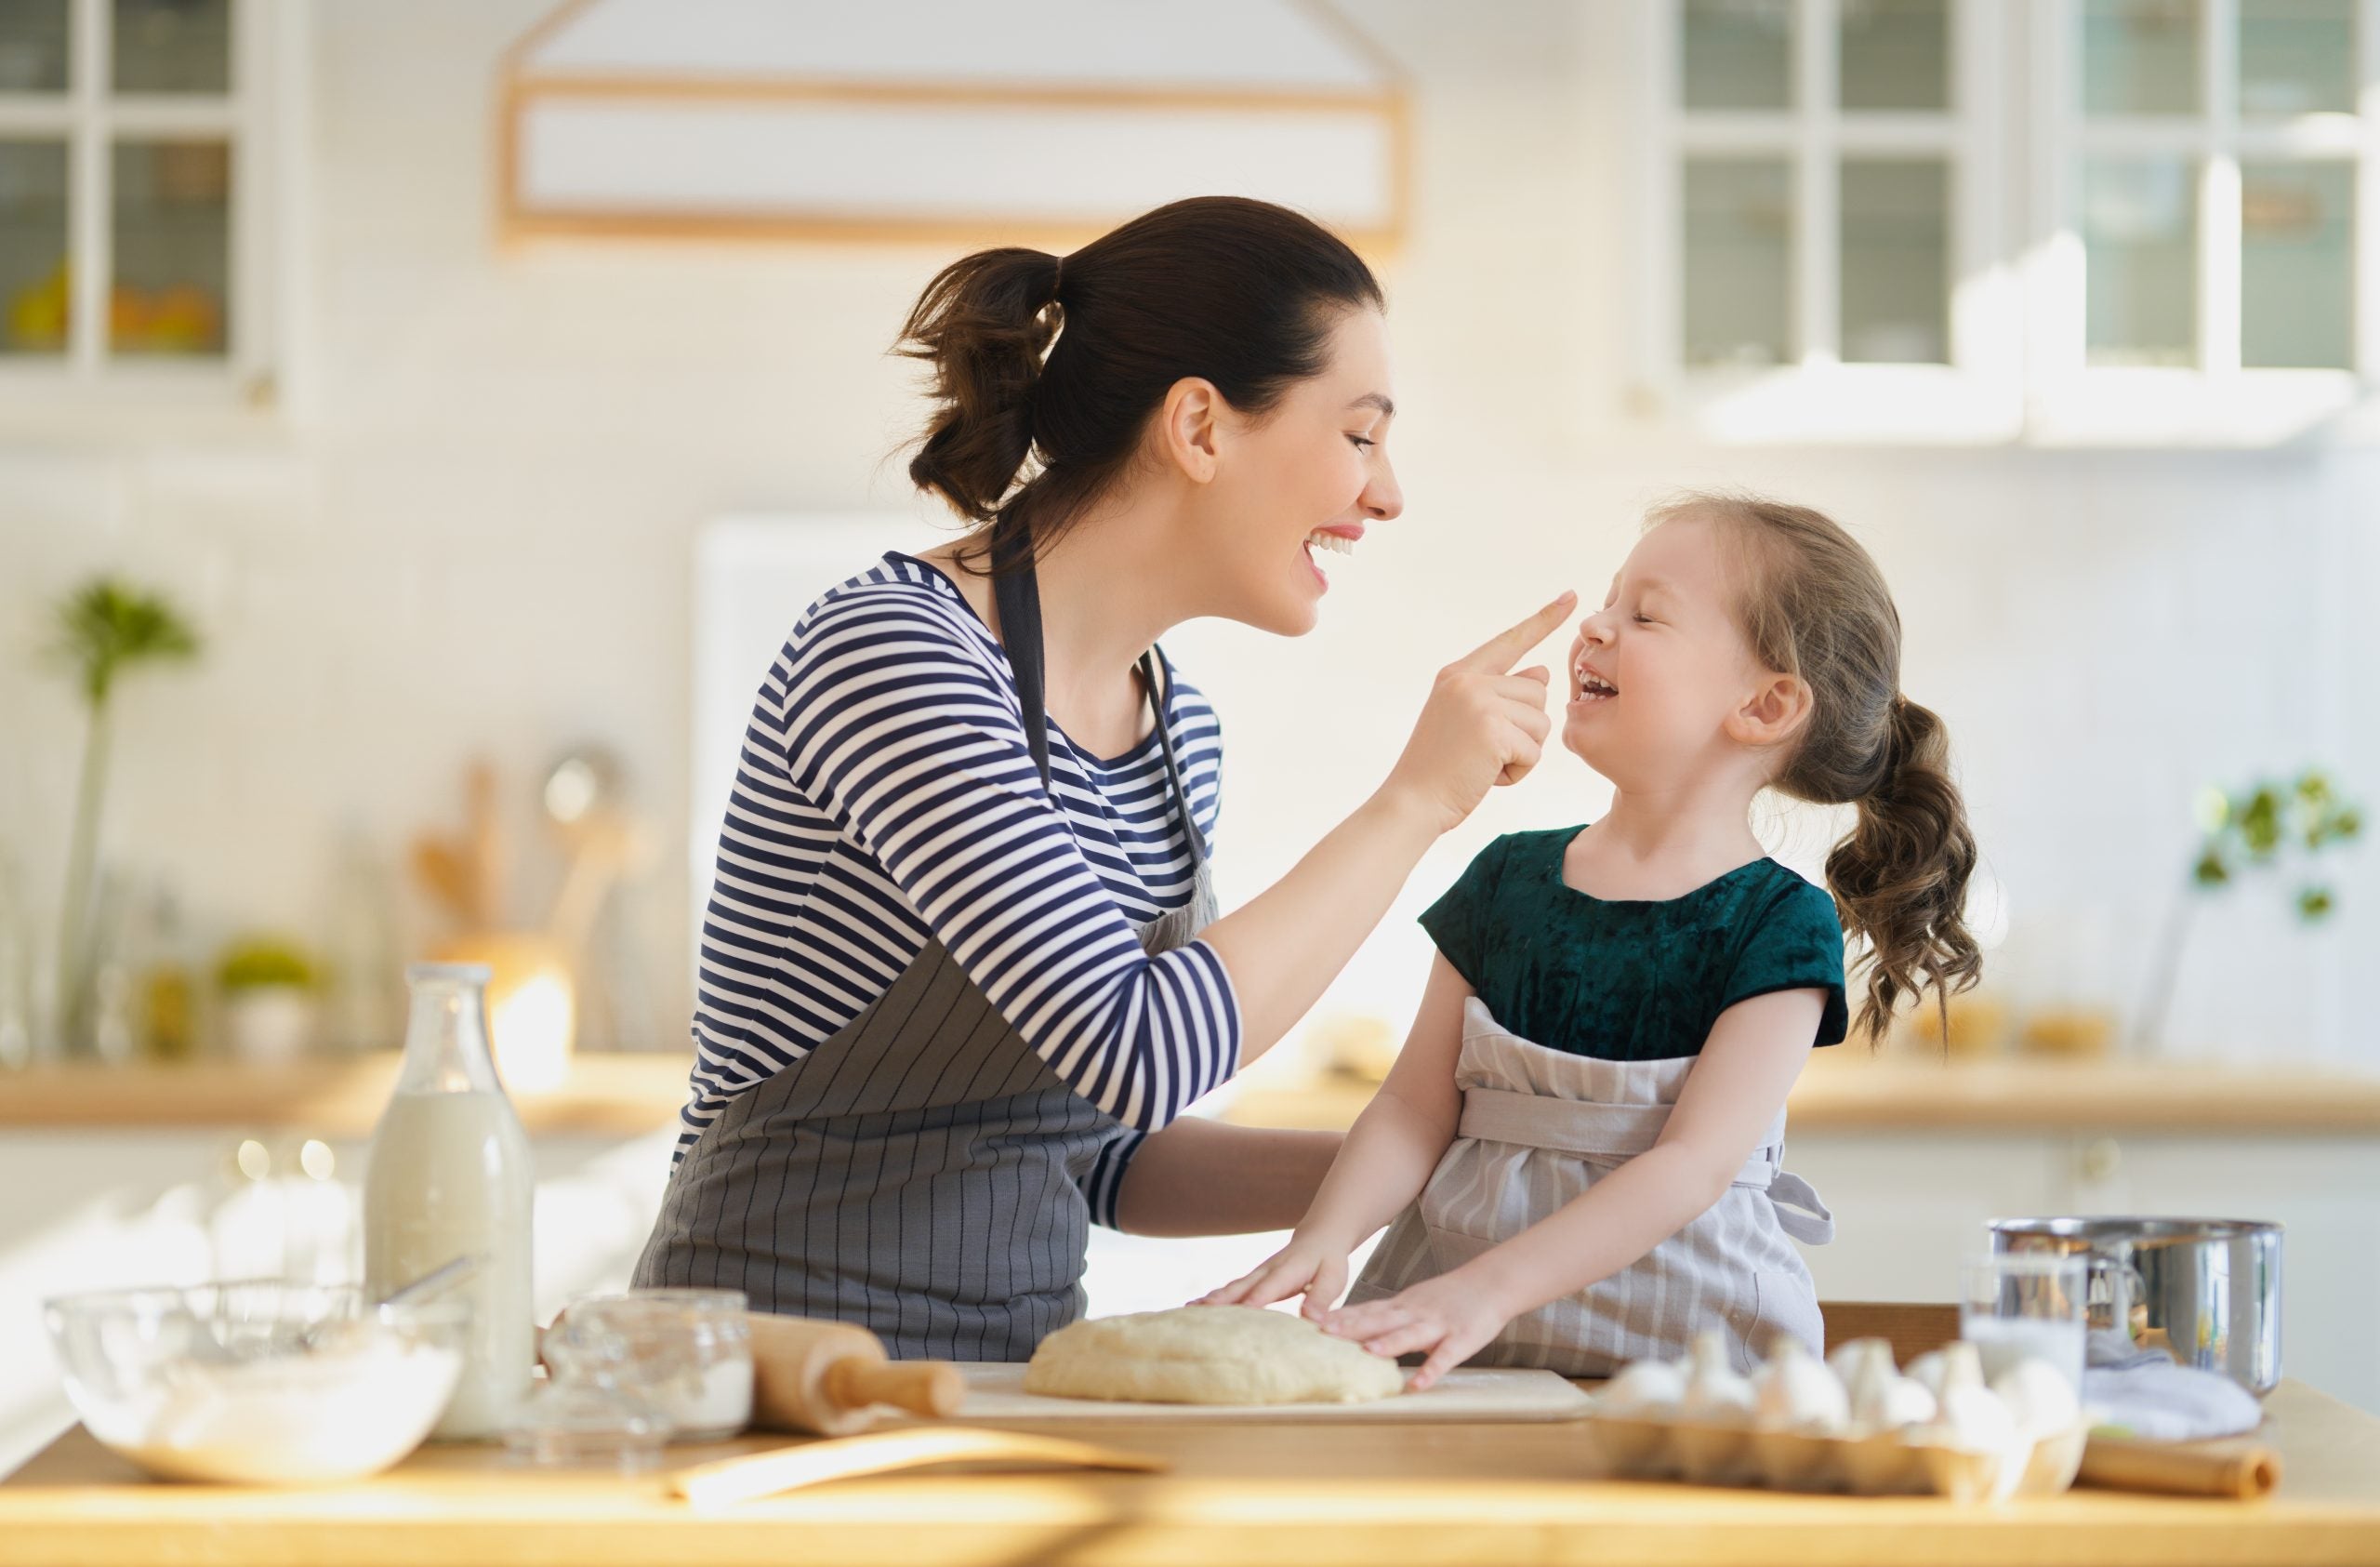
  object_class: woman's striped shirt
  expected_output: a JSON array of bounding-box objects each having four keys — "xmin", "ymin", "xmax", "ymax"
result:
[{"xmin": 680, "ymin": 552, "xmax": 1236, "ymax": 1226}]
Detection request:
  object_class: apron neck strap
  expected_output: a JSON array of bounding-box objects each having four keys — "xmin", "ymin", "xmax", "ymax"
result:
[
  {"xmin": 1136, "ymin": 649, "xmax": 1207, "ymax": 870},
  {"xmin": 989, "ymin": 527, "xmax": 1051, "ymax": 791},
  {"xmin": 988, "ymin": 529, "xmax": 1207, "ymax": 870}
]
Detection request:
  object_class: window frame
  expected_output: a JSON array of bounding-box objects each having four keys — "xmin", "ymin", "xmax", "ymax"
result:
[
  {"xmin": 0, "ymin": 0, "xmax": 287, "ymax": 415},
  {"xmin": 1636, "ymin": 0, "xmax": 2021, "ymax": 442},
  {"xmin": 1637, "ymin": 0, "xmax": 2380, "ymax": 445}
]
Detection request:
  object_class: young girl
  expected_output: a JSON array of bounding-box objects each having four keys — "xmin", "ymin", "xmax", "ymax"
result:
[{"xmin": 1202, "ymin": 492, "xmax": 1981, "ymax": 1386}]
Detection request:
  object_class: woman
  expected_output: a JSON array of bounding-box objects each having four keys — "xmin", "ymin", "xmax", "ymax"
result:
[{"xmin": 635, "ymin": 196, "xmax": 1574, "ymax": 1360}]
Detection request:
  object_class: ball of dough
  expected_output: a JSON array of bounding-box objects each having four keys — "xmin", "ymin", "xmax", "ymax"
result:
[{"xmin": 1024, "ymin": 1306, "xmax": 1407, "ymax": 1405}]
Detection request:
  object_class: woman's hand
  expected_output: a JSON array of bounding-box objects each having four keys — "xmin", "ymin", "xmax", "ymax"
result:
[
  {"xmin": 1322, "ymin": 1269, "xmax": 1516, "ymax": 1390},
  {"xmin": 1380, "ymin": 592, "xmax": 1574, "ymax": 836},
  {"xmin": 1195, "ymin": 1233, "xmax": 1354, "ymax": 1320}
]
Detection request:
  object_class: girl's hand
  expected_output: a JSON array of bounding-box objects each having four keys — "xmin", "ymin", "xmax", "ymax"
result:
[
  {"xmin": 1194, "ymin": 1235, "xmax": 1352, "ymax": 1320},
  {"xmin": 1323, "ymin": 1271, "xmax": 1515, "ymax": 1390},
  {"xmin": 1380, "ymin": 593, "xmax": 1574, "ymax": 836}
]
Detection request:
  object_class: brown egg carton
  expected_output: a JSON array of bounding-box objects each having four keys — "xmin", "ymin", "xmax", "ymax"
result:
[{"xmin": 1581, "ymin": 1401, "xmax": 2089, "ymax": 1502}]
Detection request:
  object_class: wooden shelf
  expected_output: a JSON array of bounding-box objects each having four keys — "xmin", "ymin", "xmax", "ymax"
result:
[
  {"xmin": 7, "ymin": 1051, "xmax": 2380, "ymax": 1139},
  {"xmin": 1225, "ymin": 1053, "xmax": 2380, "ymax": 1136},
  {"xmin": 0, "ymin": 1054, "xmax": 693, "ymax": 1139}
]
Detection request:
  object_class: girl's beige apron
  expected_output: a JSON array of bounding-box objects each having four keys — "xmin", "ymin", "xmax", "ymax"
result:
[{"xmin": 1349, "ymin": 997, "xmax": 1834, "ymax": 1375}]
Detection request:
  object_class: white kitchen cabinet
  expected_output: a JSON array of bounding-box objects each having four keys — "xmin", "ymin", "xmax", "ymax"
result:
[
  {"xmin": 1785, "ymin": 1128, "xmax": 2380, "ymax": 1414},
  {"xmin": 0, "ymin": 0, "xmax": 306, "ymax": 423},
  {"xmin": 1634, "ymin": 0, "xmax": 2380, "ymax": 444},
  {"xmin": 1779, "ymin": 1133, "xmax": 2068, "ymax": 1301}
]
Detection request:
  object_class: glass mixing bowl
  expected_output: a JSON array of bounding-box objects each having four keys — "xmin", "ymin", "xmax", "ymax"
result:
[{"xmin": 44, "ymin": 1279, "xmax": 469, "ymax": 1484}]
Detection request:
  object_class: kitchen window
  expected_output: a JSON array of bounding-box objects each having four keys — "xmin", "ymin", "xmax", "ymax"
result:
[{"xmin": 0, "ymin": 0, "xmax": 294, "ymax": 417}]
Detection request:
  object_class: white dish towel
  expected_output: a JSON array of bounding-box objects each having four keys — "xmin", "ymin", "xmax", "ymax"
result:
[{"xmin": 2082, "ymin": 1329, "xmax": 2264, "ymax": 1441}]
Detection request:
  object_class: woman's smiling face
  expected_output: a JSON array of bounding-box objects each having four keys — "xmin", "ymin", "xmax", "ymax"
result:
[
  {"xmin": 1196, "ymin": 306, "xmax": 1404, "ymax": 636},
  {"xmin": 1564, "ymin": 513, "xmax": 1778, "ymax": 785}
]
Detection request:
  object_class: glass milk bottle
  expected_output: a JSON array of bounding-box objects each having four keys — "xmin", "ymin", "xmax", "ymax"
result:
[{"xmin": 364, "ymin": 963, "xmax": 536, "ymax": 1440}]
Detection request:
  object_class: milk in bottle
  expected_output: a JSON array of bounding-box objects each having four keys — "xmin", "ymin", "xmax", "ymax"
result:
[{"xmin": 364, "ymin": 963, "xmax": 536, "ymax": 1441}]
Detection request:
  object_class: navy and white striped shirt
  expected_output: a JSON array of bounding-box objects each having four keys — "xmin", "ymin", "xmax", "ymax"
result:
[{"xmin": 680, "ymin": 553, "xmax": 1236, "ymax": 1226}]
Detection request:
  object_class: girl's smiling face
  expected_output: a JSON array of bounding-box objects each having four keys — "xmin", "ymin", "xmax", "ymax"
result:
[{"xmin": 1565, "ymin": 513, "xmax": 1805, "ymax": 787}]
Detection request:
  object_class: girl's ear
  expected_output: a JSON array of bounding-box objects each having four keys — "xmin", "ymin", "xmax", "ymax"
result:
[
  {"xmin": 1728, "ymin": 671, "xmax": 1814, "ymax": 749},
  {"xmin": 1157, "ymin": 376, "xmax": 1223, "ymax": 484}
]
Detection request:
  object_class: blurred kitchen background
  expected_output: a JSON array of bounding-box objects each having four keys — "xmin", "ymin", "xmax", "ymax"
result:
[{"xmin": 3, "ymin": 0, "xmax": 2377, "ymax": 1466}]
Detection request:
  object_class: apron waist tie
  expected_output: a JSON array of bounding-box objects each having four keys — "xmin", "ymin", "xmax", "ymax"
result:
[{"xmin": 1457, "ymin": 1086, "xmax": 1836, "ymax": 1246}]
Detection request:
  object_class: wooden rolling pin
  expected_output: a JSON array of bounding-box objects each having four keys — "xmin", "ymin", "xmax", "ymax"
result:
[
  {"xmin": 747, "ymin": 1314, "xmax": 966, "ymax": 1437},
  {"xmin": 671, "ymin": 1427, "xmax": 1166, "ymax": 1507},
  {"xmin": 2078, "ymin": 1433, "xmax": 2281, "ymax": 1499}
]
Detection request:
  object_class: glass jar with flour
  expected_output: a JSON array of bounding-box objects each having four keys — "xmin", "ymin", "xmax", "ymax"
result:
[{"xmin": 364, "ymin": 963, "xmax": 536, "ymax": 1441}]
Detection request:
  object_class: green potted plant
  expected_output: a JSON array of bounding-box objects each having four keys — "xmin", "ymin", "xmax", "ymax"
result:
[
  {"xmin": 2135, "ymin": 769, "xmax": 2363, "ymax": 1052},
  {"xmin": 217, "ymin": 936, "xmax": 319, "ymax": 1064},
  {"xmin": 46, "ymin": 578, "xmax": 200, "ymax": 1056}
]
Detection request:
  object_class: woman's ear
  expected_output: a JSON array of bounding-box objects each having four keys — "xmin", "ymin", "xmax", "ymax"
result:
[
  {"xmin": 1728, "ymin": 671, "xmax": 1814, "ymax": 749},
  {"xmin": 1157, "ymin": 376, "xmax": 1223, "ymax": 484}
]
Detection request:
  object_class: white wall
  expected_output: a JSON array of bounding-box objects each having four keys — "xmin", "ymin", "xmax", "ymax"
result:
[{"xmin": 0, "ymin": 0, "xmax": 2372, "ymax": 1069}]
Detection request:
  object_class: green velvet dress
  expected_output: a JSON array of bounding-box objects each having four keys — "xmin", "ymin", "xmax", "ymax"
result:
[{"xmin": 1421, "ymin": 827, "xmax": 1849, "ymax": 1058}]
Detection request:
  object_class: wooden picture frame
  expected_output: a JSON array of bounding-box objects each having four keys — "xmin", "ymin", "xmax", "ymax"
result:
[{"xmin": 495, "ymin": 0, "xmax": 1409, "ymax": 250}]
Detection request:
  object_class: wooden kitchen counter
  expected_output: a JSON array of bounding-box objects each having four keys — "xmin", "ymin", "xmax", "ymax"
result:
[{"xmin": 5, "ymin": 1381, "xmax": 2378, "ymax": 1567}]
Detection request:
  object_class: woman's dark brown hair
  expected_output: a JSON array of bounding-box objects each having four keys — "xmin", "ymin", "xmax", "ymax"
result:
[
  {"xmin": 897, "ymin": 196, "xmax": 1383, "ymax": 570},
  {"xmin": 1651, "ymin": 492, "xmax": 1984, "ymax": 1044}
]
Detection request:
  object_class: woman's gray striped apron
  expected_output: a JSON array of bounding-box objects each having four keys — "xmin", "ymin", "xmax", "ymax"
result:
[
  {"xmin": 634, "ymin": 553, "xmax": 1215, "ymax": 1361},
  {"xmin": 1348, "ymin": 997, "xmax": 1833, "ymax": 1376}
]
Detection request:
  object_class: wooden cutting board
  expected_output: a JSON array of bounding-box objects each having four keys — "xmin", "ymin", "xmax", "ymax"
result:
[{"xmin": 949, "ymin": 1362, "xmax": 1593, "ymax": 1424}]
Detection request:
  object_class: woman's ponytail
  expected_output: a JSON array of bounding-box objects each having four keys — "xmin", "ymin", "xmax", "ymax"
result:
[
  {"xmin": 897, "ymin": 246, "xmax": 1064, "ymax": 525},
  {"xmin": 1825, "ymin": 696, "xmax": 1983, "ymax": 1044},
  {"xmin": 894, "ymin": 197, "xmax": 1383, "ymax": 572}
]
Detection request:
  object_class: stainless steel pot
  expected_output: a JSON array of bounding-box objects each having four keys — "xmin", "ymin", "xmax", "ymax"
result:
[{"xmin": 1989, "ymin": 1216, "xmax": 2283, "ymax": 1396}]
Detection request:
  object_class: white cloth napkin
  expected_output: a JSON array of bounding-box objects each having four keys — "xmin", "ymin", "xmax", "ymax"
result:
[{"xmin": 2082, "ymin": 1329, "xmax": 2263, "ymax": 1441}]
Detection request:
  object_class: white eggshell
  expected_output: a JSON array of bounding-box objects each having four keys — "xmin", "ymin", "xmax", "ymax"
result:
[
  {"xmin": 1679, "ymin": 1332, "xmax": 1755, "ymax": 1425},
  {"xmin": 1923, "ymin": 1382, "xmax": 2020, "ymax": 1454},
  {"xmin": 1827, "ymin": 1336, "xmax": 1896, "ymax": 1388},
  {"xmin": 1847, "ymin": 1345, "xmax": 1938, "ymax": 1434},
  {"xmin": 1903, "ymin": 1348, "xmax": 1950, "ymax": 1399},
  {"xmin": 1752, "ymin": 1341, "xmax": 1849, "ymax": 1434},
  {"xmin": 1600, "ymin": 1358, "xmax": 1687, "ymax": 1416},
  {"xmin": 1991, "ymin": 1357, "xmax": 2082, "ymax": 1440}
]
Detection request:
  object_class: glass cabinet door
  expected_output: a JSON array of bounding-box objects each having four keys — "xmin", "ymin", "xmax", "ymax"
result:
[
  {"xmin": 1840, "ymin": 0, "xmax": 1951, "ymax": 112},
  {"xmin": 0, "ymin": 0, "xmax": 71, "ymax": 92},
  {"xmin": 1684, "ymin": 156, "xmax": 1793, "ymax": 366},
  {"xmin": 2239, "ymin": 0, "xmax": 2355, "ymax": 116},
  {"xmin": 2082, "ymin": 0, "xmax": 2202, "ymax": 115},
  {"xmin": 2082, "ymin": 157, "xmax": 2199, "ymax": 365},
  {"xmin": 1841, "ymin": 157, "xmax": 1951, "ymax": 363},
  {"xmin": 111, "ymin": 0, "xmax": 229, "ymax": 94},
  {"xmin": 2241, "ymin": 160, "xmax": 2354, "ymax": 367},
  {"xmin": 109, "ymin": 138, "xmax": 230, "ymax": 357},
  {"xmin": 1683, "ymin": 0, "xmax": 1795, "ymax": 110},
  {"xmin": 108, "ymin": 1, "xmax": 234, "ymax": 360},
  {"xmin": 0, "ymin": 139, "xmax": 69, "ymax": 357},
  {"xmin": 0, "ymin": 0, "xmax": 256, "ymax": 388}
]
